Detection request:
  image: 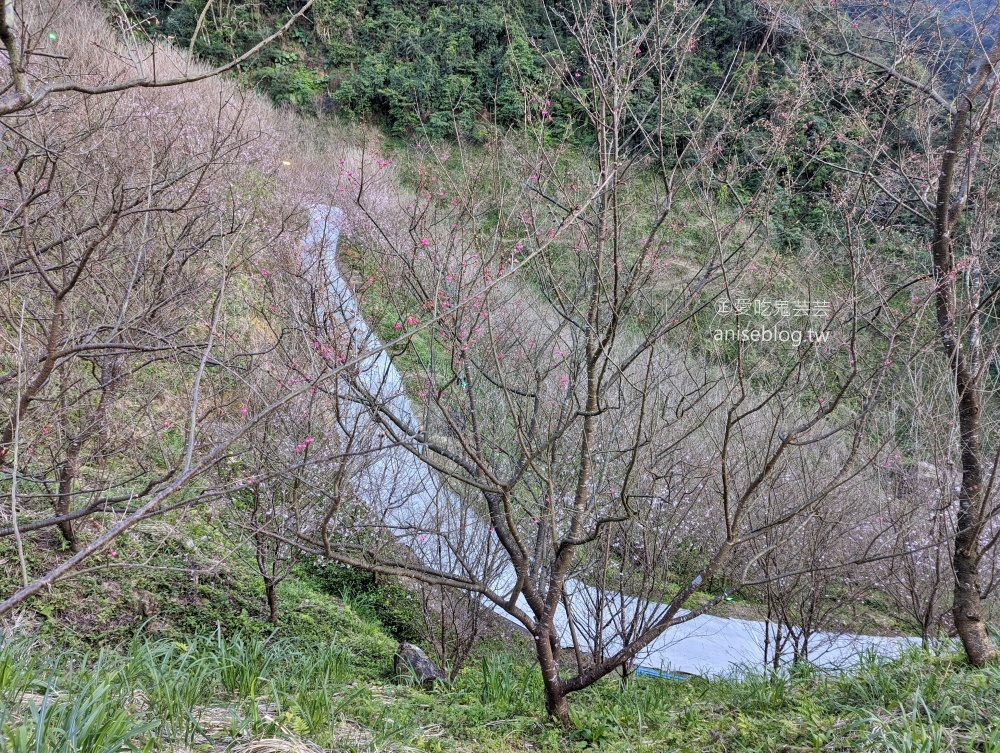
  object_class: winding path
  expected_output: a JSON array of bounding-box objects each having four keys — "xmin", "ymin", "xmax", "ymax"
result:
[{"xmin": 309, "ymin": 206, "xmax": 917, "ymax": 677}]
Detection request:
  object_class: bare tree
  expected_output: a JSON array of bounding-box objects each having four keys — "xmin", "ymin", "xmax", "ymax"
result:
[
  {"xmin": 0, "ymin": 1, "xmax": 372, "ymax": 619},
  {"xmin": 750, "ymin": 495, "xmax": 880, "ymax": 667},
  {"xmin": 0, "ymin": 0, "xmax": 315, "ymax": 116},
  {"xmin": 270, "ymin": 0, "xmax": 906, "ymax": 722},
  {"xmin": 416, "ymin": 581, "xmax": 490, "ymax": 679},
  {"xmin": 806, "ymin": 0, "xmax": 1000, "ymax": 665}
]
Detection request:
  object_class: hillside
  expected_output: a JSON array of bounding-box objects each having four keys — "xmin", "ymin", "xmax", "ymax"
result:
[{"xmin": 3, "ymin": 0, "xmax": 1000, "ymax": 750}]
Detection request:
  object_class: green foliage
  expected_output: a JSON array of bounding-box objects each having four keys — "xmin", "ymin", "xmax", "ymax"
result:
[
  {"xmin": 119, "ymin": 0, "xmax": 817, "ymax": 146},
  {"xmin": 0, "ymin": 641, "xmax": 38, "ymax": 709},
  {"xmin": 332, "ymin": 1, "xmax": 510, "ymax": 136},
  {"xmin": 123, "ymin": 636, "xmax": 214, "ymax": 745},
  {"xmin": 250, "ymin": 53, "xmax": 330, "ymax": 108},
  {"xmin": 476, "ymin": 653, "xmax": 540, "ymax": 711},
  {"xmin": 0, "ymin": 662, "xmax": 156, "ymax": 753},
  {"xmin": 206, "ymin": 629, "xmax": 276, "ymax": 698},
  {"xmin": 301, "ymin": 560, "xmax": 424, "ymax": 643},
  {"xmin": 274, "ymin": 643, "xmax": 355, "ymax": 734},
  {"xmin": 120, "ymin": 0, "xmax": 547, "ymax": 132},
  {"xmin": 2, "ymin": 629, "xmax": 1000, "ymax": 751}
]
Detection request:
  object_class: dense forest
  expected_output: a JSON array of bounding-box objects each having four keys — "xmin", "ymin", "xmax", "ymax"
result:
[{"xmin": 120, "ymin": 0, "xmax": 797, "ymax": 132}]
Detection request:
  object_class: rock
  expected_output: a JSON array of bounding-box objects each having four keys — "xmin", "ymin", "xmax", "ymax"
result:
[
  {"xmin": 393, "ymin": 642, "xmax": 445, "ymax": 689},
  {"xmin": 138, "ymin": 590, "xmax": 157, "ymax": 618}
]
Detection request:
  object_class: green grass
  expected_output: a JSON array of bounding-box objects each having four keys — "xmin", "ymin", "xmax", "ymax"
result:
[
  {"xmin": 0, "ymin": 470, "xmax": 985, "ymax": 753},
  {"xmin": 2, "ymin": 629, "xmax": 999, "ymax": 752},
  {"xmin": 0, "ymin": 508, "xmax": 400, "ymax": 661}
]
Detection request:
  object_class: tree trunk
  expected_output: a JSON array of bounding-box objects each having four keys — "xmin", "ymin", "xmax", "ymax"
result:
[
  {"xmin": 536, "ymin": 629, "xmax": 569, "ymax": 725},
  {"xmin": 937, "ymin": 243, "xmax": 996, "ymax": 667},
  {"xmin": 953, "ymin": 456, "xmax": 994, "ymax": 664},
  {"xmin": 929, "ymin": 41, "xmax": 1000, "ymax": 668},
  {"xmin": 953, "ymin": 548, "xmax": 993, "ymax": 664},
  {"xmin": 56, "ymin": 441, "xmax": 81, "ymax": 552},
  {"xmin": 265, "ymin": 579, "xmax": 278, "ymax": 624},
  {"xmin": 544, "ymin": 682, "xmax": 569, "ymax": 726}
]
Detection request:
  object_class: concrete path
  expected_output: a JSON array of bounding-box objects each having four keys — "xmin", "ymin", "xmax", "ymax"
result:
[{"xmin": 309, "ymin": 206, "xmax": 917, "ymax": 677}]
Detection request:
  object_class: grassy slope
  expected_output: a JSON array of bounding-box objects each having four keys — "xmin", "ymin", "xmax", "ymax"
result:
[
  {"xmin": 0, "ymin": 509, "xmax": 398, "ymax": 668},
  {"xmin": 0, "ymin": 239, "xmax": 993, "ymax": 751},
  {"xmin": 5, "ymin": 500, "xmax": 994, "ymax": 752}
]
